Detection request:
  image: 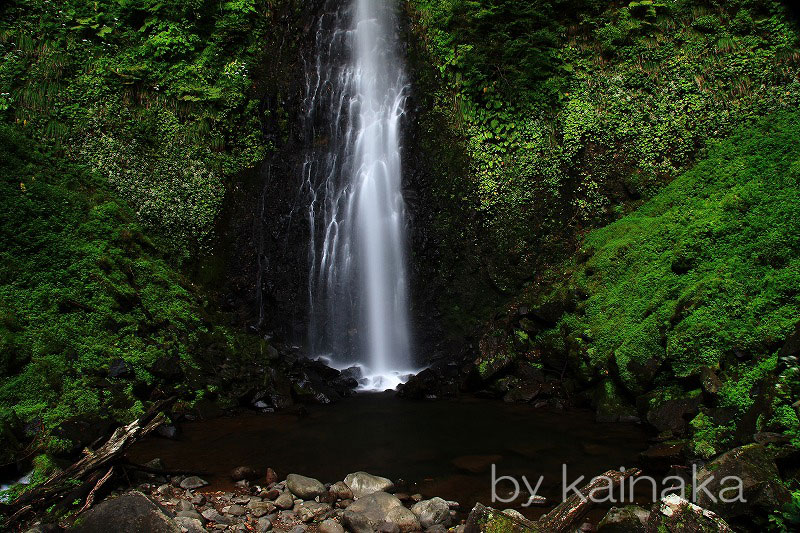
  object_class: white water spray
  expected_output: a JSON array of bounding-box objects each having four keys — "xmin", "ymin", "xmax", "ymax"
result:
[{"xmin": 304, "ymin": 0, "xmax": 414, "ymax": 390}]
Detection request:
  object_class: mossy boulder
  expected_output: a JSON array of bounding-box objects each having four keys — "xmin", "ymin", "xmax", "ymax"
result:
[{"xmin": 695, "ymin": 443, "xmax": 791, "ymax": 521}]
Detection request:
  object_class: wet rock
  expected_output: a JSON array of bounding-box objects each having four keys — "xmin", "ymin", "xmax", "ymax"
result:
[
  {"xmin": 342, "ymin": 510, "xmax": 373, "ymax": 533},
  {"xmin": 330, "ymin": 481, "xmax": 354, "ymax": 500},
  {"xmin": 266, "ymin": 467, "xmax": 279, "ymax": 485},
  {"xmin": 231, "ymin": 466, "xmax": 259, "ymax": 482},
  {"xmin": 463, "ymin": 503, "xmax": 536, "ymax": 533},
  {"xmin": 174, "ymin": 516, "xmax": 207, "ymax": 533},
  {"xmin": 411, "ymin": 497, "xmax": 451, "ymax": 529},
  {"xmin": 646, "ymin": 494, "xmax": 732, "ymax": 532},
  {"xmin": 344, "ymin": 472, "xmax": 394, "ymax": 498},
  {"xmin": 318, "ymin": 519, "xmax": 344, "ymax": 533},
  {"xmin": 275, "ymin": 491, "xmax": 296, "ymax": 510},
  {"xmin": 249, "ymin": 501, "xmax": 277, "ymax": 518},
  {"xmin": 263, "ymin": 488, "xmax": 281, "ymax": 500},
  {"xmin": 256, "ymin": 517, "xmax": 272, "ymax": 533},
  {"xmin": 397, "ymin": 365, "xmax": 459, "ymax": 400},
  {"xmin": 377, "ymin": 522, "xmax": 400, "ymax": 533},
  {"xmin": 346, "ymin": 491, "xmax": 403, "ymax": 524},
  {"xmin": 384, "ymin": 506, "xmax": 421, "ymax": 533},
  {"xmin": 71, "ymin": 491, "xmax": 180, "ymax": 533},
  {"xmin": 296, "ymin": 501, "xmax": 332, "ymax": 522},
  {"xmin": 201, "ymin": 509, "xmax": 232, "ymax": 525},
  {"xmin": 191, "ymin": 493, "xmax": 206, "ymax": 506},
  {"xmin": 596, "ymin": 505, "xmax": 649, "ymax": 532},
  {"xmin": 645, "ymin": 390, "xmax": 702, "ymax": 435},
  {"xmin": 287, "ymin": 473, "xmax": 327, "ymax": 499},
  {"xmin": 694, "ymin": 443, "xmax": 792, "ymax": 520},
  {"xmin": 223, "ymin": 504, "xmax": 246, "ymax": 516},
  {"xmin": 501, "ymin": 509, "xmax": 526, "ymax": 521},
  {"xmin": 288, "ymin": 526, "xmax": 307, "ymax": 533},
  {"xmin": 177, "ymin": 509, "xmax": 203, "ymax": 521},
  {"xmin": 180, "ymin": 476, "xmax": 209, "ymax": 490}
]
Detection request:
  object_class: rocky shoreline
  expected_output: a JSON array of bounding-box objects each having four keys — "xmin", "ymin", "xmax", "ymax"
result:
[{"xmin": 19, "ymin": 463, "xmax": 755, "ymax": 533}]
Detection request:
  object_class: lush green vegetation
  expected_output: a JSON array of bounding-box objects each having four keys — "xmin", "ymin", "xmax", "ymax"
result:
[
  {"xmin": 0, "ymin": 0, "xmax": 302, "ymax": 257},
  {"xmin": 409, "ymin": 0, "xmax": 800, "ymax": 294},
  {"xmin": 0, "ymin": 124, "xmax": 205, "ymax": 463},
  {"xmin": 511, "ymin": 112, "xmax": 800, "ymax": 456}
]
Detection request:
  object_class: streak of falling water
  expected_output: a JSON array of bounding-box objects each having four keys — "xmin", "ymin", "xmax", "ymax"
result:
[{"xmin": 302, "ymin": 0, "xmax": 414, "ymax": 389}]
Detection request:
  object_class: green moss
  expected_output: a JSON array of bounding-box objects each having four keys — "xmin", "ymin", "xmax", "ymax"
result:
[{"xmin": 0, "ymin": 124, "xmax": 242, "ymax": 462}]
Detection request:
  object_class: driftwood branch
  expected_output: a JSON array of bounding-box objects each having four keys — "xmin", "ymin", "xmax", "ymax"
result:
[
  {"xmin": 538, "ymin": 468, "xmax": 641, "ymax": 532},
  {"xmin": 1, "ymin": 397, "xmax": 175, "ymax": 526},
  {"xmin": 465, "ymin": 468, "xmax": 641, "ymax": 533}
]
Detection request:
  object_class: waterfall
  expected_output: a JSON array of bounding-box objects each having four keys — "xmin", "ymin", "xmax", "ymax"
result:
[{"xmin": 303, "ymin": 0, "xmax": 414, "ymax": 389}]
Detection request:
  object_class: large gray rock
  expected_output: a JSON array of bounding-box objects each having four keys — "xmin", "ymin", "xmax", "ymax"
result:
[
  {"xmin": 249, "ymin": 500, "xmax": 276, "ymax": 518},
  {"xmin": 596, "ymin": 505, "xmax": 649, "ymax": 532},
  {"xmin": 201, "ymin": 508, "xmax": 232, "ymax": 525},
  {"xmin": 70, "ymin": 491, "xmax": 180, "ymax": 533},
  {"xmin": 287, "ymin": 473, "xmax": 327, "ymax": 499},
  {"xmin": 320, "ymin": 519, "xmax": 345, "ymax": 533},
  {"xmin": 344, "ymin": 472, "xmax": 394, "ymax": 498},
  {"xmin": 179, "ymin": 476, "xmax": 209, "ymax": 490},
  {"xmin": 342, "ymin": 510, "xmax": 373, "ymax": 533},
  {"xmin": 384, "ymin": 506, "xmax": 420, "ymax": 533},
  {"xmin": 411, "ymin": 497, "xmax": 451, "ymax": 528},
  {"xmin": 694, "ymin": 443, "xmax": 792, "ymax": 519},
  {"xmin": 346, "ymin": 492, "xmax": 403, "ymax": 525},
  {"xmin": 275, "ymin": 491, "xmax": 296, "ymax": 509},
  {"xmin": 646, "ymin": 494, "xmax": 732, "ymax": 532},
  {"xmin": 174, "ymin": 516, "xmax": 208, "ymax": 533},
  {"xmin": 296, "ymin": 501, "xmax": 332, "ymax": 522}
]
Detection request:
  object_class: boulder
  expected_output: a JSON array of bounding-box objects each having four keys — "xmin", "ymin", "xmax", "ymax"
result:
[
  {"xmin": 596, "ymin": 506, "xmax": 649, "ymax": 532},
  {"xmin": 173, "ymin": 516, "xmax": 207, "ymax": 533},
  {"xmin": 342, "ymin": 510, "xmax": 374, "ymax": 533},
  {"xmin": 248, "ymin": 500, "xmax": 276, "ymax": 518},
  {"xmin": 296, "ymin": 501, "xmax": 332, "ymax": 522},
  {"xmin": 463, "ymin": 504, "xmax": 537, "ymax": 533},
  {"xmin": 330, "ymin": 481, "xmax": 355, "ymax": 500},
  {"xmin": 287, "ymin": 473, "xmax": 327, "ymax": 499},
  {"xmin": 320, "ymin": 519, "xmax": 345, "ymax": 533},
  {"xmin": 223, "ymin": 504, "xmax": 246, "ymax": 517},
  {"xmin": 694, "ymin": 443, "xmax": 792, "ymax": 519},
  {"xmin": 384, "ymin": 506, "xmax": 421, "ymax": 533},
  {"xmin": 70, "ymin": 491, "xmax": 180, "ymax": 533},
  {"xmin": 275, "ymin": 491, "xmax": 296, "ymax": 509},
  {"xmin": 347, "ymin": 492, "xmax": 403, "ymax": 524},
  {"xmin": 411, "ymin": 497, "xmax": 451, "ymax": 528},
  {"xmin": 646, "ymin": 494, "xmax": 732, "ymax": 532},
  {"xmin": 344, "ymin": 472, "xmax": 395, "ymax": 498},
  {"xmin": 201, "ymin": 508, "xmax": 232, "ymax": 525},
  {"xmin": 180, "ymin": 476, "xmax": 209, "ymax": 490},
  {"xmin": 645, "ymin": 390, "xmax": 702, "ymax": 435},
  {"xmin": 377, "ymin": 522, "xmax": 400, "ymax": 533},
  {"xmin": 230, "ymin": 466, "xmax": 259, "ymax": 482}
]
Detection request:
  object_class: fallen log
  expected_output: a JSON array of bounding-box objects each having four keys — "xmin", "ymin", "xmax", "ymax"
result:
[
  {"xmin": 1, "ymin": 397, "xmax": 175, "ymax": 527},
  {"xmin": 538, "ymin": 468, "xmax": 641, "ymax": 532},
  {"xmin": 464, "ymin": 468, "xmax": 641, "ymax": 533}
]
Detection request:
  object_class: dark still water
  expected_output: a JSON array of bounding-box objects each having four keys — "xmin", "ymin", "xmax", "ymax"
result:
[{"xmin": 128, "ymin": 394, "xmax": 650, "ymax": 518}]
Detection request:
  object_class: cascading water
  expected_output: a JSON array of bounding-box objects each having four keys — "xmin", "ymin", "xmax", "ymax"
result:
[{"xmin": 303, "ymin": 0, "xmax": 414, "ymax": 390}]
